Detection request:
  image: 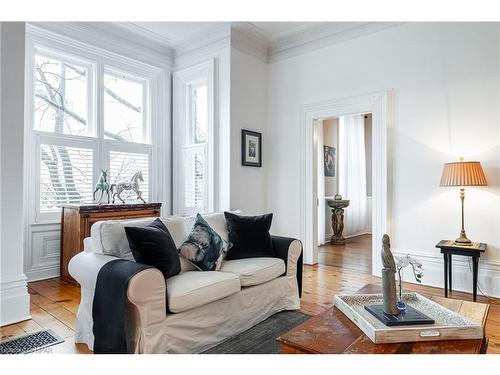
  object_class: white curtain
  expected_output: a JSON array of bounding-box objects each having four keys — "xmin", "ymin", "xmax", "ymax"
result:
[
  {"xmin": 316, "ymin": 120, "xmax": 326, "ymax": 244},
  {"xmin": 338, "ymin": 115, "xmax": 368, "ymax": 237}
]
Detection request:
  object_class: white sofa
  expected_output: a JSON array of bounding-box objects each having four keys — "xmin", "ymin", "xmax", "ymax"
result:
[{"xmin": 68, "ymin": 212, "xmax": 303, "ymax": 354}]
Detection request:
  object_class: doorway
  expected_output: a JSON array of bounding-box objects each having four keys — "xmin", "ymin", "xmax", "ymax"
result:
[
  {"xmin": 299, "ymin": 91, "xmax": 391, "ymax": 276},
  {"xmin": 316, "ymin": 115, "xmax": 373, "ymax": 272}
]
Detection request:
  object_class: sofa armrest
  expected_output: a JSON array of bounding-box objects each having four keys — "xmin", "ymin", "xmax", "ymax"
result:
[
  {"xmin": 69, "ymin": 249, "xmax": 167, "ymax": 354},
  {"xmin": 271, "ymin": 235, "xmax": 303, "ymax": 297},
  {"xmin": 127, "ymin": 268, "xmax": 167, "ymax": 353},
  {"xmin": 68, "ymin": 250, "xmax": 118, "ymax": 289}
]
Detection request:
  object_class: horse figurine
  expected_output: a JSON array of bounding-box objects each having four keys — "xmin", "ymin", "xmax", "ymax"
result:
[
  {"xmin": 110, "ymin": 170, "xmax": 146, "ymax": 204},
  {"xmin": 93, "ymin": 170, "xmax": 110, "ymax": 204}
]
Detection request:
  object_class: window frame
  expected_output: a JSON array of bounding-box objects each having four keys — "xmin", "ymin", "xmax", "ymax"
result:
[
  {"xmin": 26, "ymin": 27, "xmax": 164, "ymax": 223},
  {"xmin": 173, "ymin": 60, "xmax": 215, "ymax": 216}
]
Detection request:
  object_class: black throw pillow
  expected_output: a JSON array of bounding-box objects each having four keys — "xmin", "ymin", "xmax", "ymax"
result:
[
  {"xmin": 124, "ymin": 218, "xmax": 181, "ymax": 279},
  {"xmin": 224, "ymin": 212, "xmax": 274, "ymax": 260}
]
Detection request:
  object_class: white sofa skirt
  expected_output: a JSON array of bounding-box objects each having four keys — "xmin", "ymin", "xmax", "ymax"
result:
[
  {"xmin": 74, "ymin": 271, "xmax": 299, "ymax": 354},
  {"xmin": 161, "ymin": 274, "xmax": 299, "ymax": 353}
]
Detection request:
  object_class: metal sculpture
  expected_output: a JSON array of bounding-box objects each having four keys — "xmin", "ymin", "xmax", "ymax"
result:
[
  {"xmin": 381, "ymin": 234, "xmax": 398, "ymax": 315},
  {"xmin": 110, "ymin": 170, "xmax": 146, "ymax": 204},
  {"xmin": 93, "ymin": 170, "xmax": 111, "ymax": 204}
]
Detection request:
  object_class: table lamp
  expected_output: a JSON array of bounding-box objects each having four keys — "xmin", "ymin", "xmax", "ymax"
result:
[{"xmin": 440, "ymin": 158, "xmax": 487, "ymax": 245}]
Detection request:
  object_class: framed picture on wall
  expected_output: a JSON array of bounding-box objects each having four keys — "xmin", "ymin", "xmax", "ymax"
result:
[
  {"xmin": 241, "ymin": 129, "xmax": 262, "ymax": 167},
  {"xmin": 323, "ymin": 145, "xmax": 336, "ymax": 177}
]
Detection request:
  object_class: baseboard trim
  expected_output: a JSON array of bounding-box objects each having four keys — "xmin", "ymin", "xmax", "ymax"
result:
[
  {"xmin": 0, "ymin": 276, "xmax": 30, "ymax": 326},
  {"xmin": 321, "ymin": 232, "xmax": 372, "ymax": 245},
  {"xmin": 25, "ymin": 266, "xmax": 60, "ymax": 282},
  {"xmin": 392, "ymin": 249, "xmax": 500, "ymax": 299}
]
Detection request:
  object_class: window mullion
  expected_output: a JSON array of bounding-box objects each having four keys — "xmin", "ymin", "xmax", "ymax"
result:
[
  {"xmin": 96, "ymin": 62, "xmax": 105, "ymax": 140},
  {"xmin": 96, "ymin": 61, "xmax": 106, "ymax": 187},
  {"xmin": 143, "ymin": 81, "xmax": 149, "ymax": 143}
]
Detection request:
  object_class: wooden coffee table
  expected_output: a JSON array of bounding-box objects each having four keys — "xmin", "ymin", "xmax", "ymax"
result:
[{"xmin": 278, "ymin": 284, "xmax": 489, "ymax": 354}]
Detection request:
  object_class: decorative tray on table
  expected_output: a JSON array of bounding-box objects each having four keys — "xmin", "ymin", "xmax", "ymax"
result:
[{"xmin": 334, "ymin": 293, "xmax": 484, "ymax": 344}]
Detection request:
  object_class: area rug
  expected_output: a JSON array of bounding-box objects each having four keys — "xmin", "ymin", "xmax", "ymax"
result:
[
  {"xmin": 203, "ymin": 311, "xmax": 310, "ymax": 354},
  {"xmin": 0, "ymin": 329, "xmax": 64, "ymax": 354}
]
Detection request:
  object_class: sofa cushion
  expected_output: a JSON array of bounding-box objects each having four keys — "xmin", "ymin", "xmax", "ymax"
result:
[
  {"xmin": 90, "ymin": 216, "xmax": 188, "ymax": 261},
  {"xmin": 91, "ymin": 217, "xmax": 156, "ymax": 260},
  {"xmin": 160, "ymin": 217, "xmax": 189, "ymax": 248},
  {"xmin": 219, "ymin": 257, "xmax": 285, "ymax": 287},
  {"xmin": 124, "ymin": 218, "xmax": 181, "ymax": 279},
  {"xmin": 166, "ymin": 271, "xmax": 241, "ymax": 313}
]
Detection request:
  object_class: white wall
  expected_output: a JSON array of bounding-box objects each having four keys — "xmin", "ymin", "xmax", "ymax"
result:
[
  {"xmin": 230, "ymin": 48, "xmax": 268, "ymax": 214},
  {"xmin": 267, "ymin": 23, "xmax": 500, "ymax": 297},
  {"xmin": 1, "ymin": 22, "xmax": 30, "ymax": 325},
  {"xmin": 364, "ymin": 114, "xmax": 373, "ymax": 197}
]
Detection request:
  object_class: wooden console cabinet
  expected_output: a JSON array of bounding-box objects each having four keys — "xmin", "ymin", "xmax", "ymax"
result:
[{"xmin": 60, "ymin": 203, "xmax": 162, "ymax": 284}]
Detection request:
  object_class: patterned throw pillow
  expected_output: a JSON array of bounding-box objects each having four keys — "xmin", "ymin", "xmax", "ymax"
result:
[{"xmin": 179, "ymin": 214, "xmax": 229, "ymax": 271}]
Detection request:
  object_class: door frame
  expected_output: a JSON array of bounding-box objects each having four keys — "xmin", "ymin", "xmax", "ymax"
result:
[{"xmin": 299, "ymin": 91, "xmax": 392, "ymax": 276}]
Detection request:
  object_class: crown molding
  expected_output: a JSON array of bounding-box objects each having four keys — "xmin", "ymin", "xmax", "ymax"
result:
[
  {"xmin": 28, "ymin": 22, "xmax": 405, "ymax": 69},
  {"xmin": 173, "ymin": 23, "xmax": 231, "ymax": 69},
  {"xmin": 230, "ymin": 22, "xmax": 269, "ymax": 63},
  {"xmin": 112, "ymin": 22, "xmax": 175, "ymax": 47},
  {"xmin": 29, "ymin": 22, "xmax": 174, "ymax": 68},
  {"xmin": 268, "ymin": 22, "xmax": 404, "ymax": 63}
]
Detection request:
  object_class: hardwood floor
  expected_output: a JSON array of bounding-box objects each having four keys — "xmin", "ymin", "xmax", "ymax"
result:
[
  {"xmin": 1, "ymin": 234, "xmax": 499, "ymax": 354},
  {"xmin": 318, "ymin": 234, "xmax": 372, "ymax": 273},
  {"xmin": 0, "ymin": 279, "xmax": 91, "ymax": 354}
]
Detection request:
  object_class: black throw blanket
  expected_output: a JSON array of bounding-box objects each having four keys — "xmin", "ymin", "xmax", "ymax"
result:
[{"xmin": 92, "ymin": 259, "xmax": 153, "ymax": 354}]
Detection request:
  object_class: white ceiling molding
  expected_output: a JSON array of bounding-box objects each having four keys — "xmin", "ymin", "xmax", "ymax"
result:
[
  {"xmin": 268, "ymin": 22, "xmax": 404, "ymax": 63},
  {"xmin": 174, "ymin": 24, "xmax": 231, "ymax": 59},
  {"xmin": 173, "ymin": 23, "xmax": 231, "ymax": 69},
  {"xmin": 29, "ymin": 22, "xmax": 174, "ymax": 68},
  {"xmin": 112, "ymin": 22, "xmax": 176, "ymax": 47},
  {"xmin": 29, "ymin": 22, "xmax": 405, "ymax": 68},
  {"xmin": 230, "ymin": 23, "xmax": 269, "ymax": 63}
]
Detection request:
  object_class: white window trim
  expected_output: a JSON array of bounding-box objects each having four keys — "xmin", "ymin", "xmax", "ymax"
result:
[
  {"xmin": 173, "ymin": 59, "xmax": 216, "ymax": 216},
  {"xmin": 25, "ymin": 26, "xmax": 167, "ymax": 223}
]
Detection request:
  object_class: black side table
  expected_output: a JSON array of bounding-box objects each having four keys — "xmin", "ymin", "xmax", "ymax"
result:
[{"xmin": 435, "ymin": 240, "xmax": 487, "ymax": 301}]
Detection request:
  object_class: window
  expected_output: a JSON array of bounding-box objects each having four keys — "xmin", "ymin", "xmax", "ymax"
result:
[
  {"xmin": 27, "ymin": 33, "xmax": 161, "ymax": 221},
  {"xmin": 109, "ymin": 151, "xmax": 150, "ymax": 203},
  {"xmin": 183, "ymin": 144, "xmax": 206, "ymax": 209},
  {"xmin": 34, "ymin": 54, "xmax": 90, "ymax": 136},
  {"xmin": 39, "ymin": 144, "xmax": 94, "ymax": 212},
  {"xmin": 191, "ymin": 85, "xmax": 208, "ymax": 144},
  {"xmin": 173, "ymin": 61, "xmax": 214, "ymax": 216},
  {"xmin": 104, "ymin": 72, "xmax": 147, "ymax": 143},
  {"xmin": 184, "ymin": 83, "xmax": 208, "ymax": 211}
]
